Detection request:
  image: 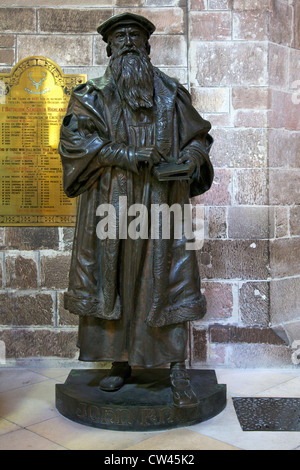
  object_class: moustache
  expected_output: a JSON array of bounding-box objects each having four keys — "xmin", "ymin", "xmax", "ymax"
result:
[{"xmin": 115, "ymin": 46, "xmax": 142, "ymax": 58}]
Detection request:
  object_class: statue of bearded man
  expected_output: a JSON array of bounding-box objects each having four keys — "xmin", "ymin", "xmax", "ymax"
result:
[{"xmin": 59, "ymin": 13, "xmax": 214, "ymax": 408}]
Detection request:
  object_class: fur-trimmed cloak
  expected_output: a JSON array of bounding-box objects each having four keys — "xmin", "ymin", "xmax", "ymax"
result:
[{"xmin": 59, "ymin": 66, "xmax": 213, "ymax": 334}]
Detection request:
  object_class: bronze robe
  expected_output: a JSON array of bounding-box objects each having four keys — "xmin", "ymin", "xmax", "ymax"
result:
[{"xmin": 59, "ymin": 66, "xmax": 214, "ymax": 367}]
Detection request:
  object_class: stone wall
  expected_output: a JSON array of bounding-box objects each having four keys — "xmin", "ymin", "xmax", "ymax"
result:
[{"xmin": 0, "ymin": 0, "xmax": 299, "ymax": 367}]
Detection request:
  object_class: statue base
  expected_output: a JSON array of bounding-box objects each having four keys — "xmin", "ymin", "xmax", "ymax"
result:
[{"xmin": 56, "ymin": 369, "xmax": 226, "ymax": 431}]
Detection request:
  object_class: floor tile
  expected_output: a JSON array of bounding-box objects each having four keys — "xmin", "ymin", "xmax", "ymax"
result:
[
  {"xmin": 1, "ymin": 368, "xmax": 300, "ymax": 450},
  {"xmin": 0, "ymin": 418, "xmax": 20, "ymax": 435},
  {"xmin": 0, "ymin": 369, "xmax": 48, "ymax": 393},
  {"xmin": 0, "ymin": 379, "xmax": 59, "ymax": 427},
  {"xmin": 125, "ymin": 427, "xmax": 239, "ymax": 450},
  {"xmin": 28, "ymin": 416, "xmax": 161, "ymax": 451},
  {"xmin": 215, "ymin": 369, "xmax": 300, "ymax": 397},
  {"xmin": 254, "ymin": 376, "xmax": 300, "ymax": 398},
  {"xmin": 29, "ymin": 368, "xmax": 71, "ymax": 380},
  {"xmin": 0, "ymin": 429, "xmax": 66, "ymax": 450}
]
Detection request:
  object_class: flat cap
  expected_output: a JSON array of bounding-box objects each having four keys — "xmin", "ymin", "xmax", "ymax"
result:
[{"xmin": 97, "ymin": 12, "xmax": 156, "ymax": 43}]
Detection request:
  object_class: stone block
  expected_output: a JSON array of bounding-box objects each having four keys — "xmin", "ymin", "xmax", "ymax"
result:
[
  {"xmin": 5, "ymin": 253, "xmax": 38, "ymax": 289},
  {"xmin": 4, "ymin": 227, "xmax": 59, "ymax": 250},
  {"xmin": 115, "ymin": 0, "xmax": 142, "ymax": 5},
  {"xmin": 0, "ymin": 67, "xmax": 11, "ymax": 74},
  {"xmin": 40, "ymin": 253, "xmax": 71, "ymax": 289},
  {"xmin": 208, "ymin": 0, "xmax": 231, "ymax": 9},
  {"xmin": 198, "ymin": 239, "xmax": 269, "ymax": 280},
  {"xmin": 208, "ymin": 206, "xmax": 227, "ymax": 239},
  {"xmin": 191, "ymin": 87, "xmax": 230, "ymax": 113},
  {"xmin": 233, "ymin": 0, "xmax": 271, "ymax": 10},
  {"xmin": 209, "ymin": 325, "xmax": 283, "ymax": 345},
  {"xmin": 0, "ymin": 328, "xmax": 78, "ymax": 359},
  {"xmin": 290, "ymin": 206, "xmax": 300, "ymax": 236},
  {"xmin": 207, "ymin": 344, "xmax": 226, "ymax": 366},
  {"xmin": 93, "ymin": 36, "xmax": 110, "ymax": 67},
  {"xmin": 228, "ymin": 206, "xmax": 269, "ymax": 239},
  {"xmin": 63, "ymin": 65, "xmax": 108, "ymax": 80},
  {"xmin": 226, "ymin": 343, "xmax": 292, "ymax": 368},
  {"xmin": 0, "ymin": 8, "xmax": 36, "ymax": 33},
  {"xmin": 233, "ymin": 169, "xmax": 268, "ymax": 205},
  {"xmin": 150, "ymin": 35, "xmax": 187, "ymax": 67},
  {"xmin": 38, "ymin": 8, "xmax": 113, "ymax": 34},
  {"xmin": 17, "ymin": 35, "xmax": 93, "ymax": 66},
  {"xmin": 196, "ymin": 169, "xmax": 231, "ymax": 206},
  {"xmin": 269, "ymin": 42, "xmax": 288, "ymax": 89},
  {"xmin": 233, "ymin": 10, "xmax": 269, "ymax": 41},
  {"xmin": 295, "ymin": 0, "xmax": 300, "ymax": 49},
  {"xmin": 269, "ymin": 206, "xmax": 289, "ymax": 238},
  {"xmin": 62, "ymin": 227, "xmax": 75, "ymax": 251},
  {"xmin": 117, "ymin": 7, "xmax": 186, "ymax": 34},
  {"xmin": 0, "ymin": 292, "xmax": 54, "ymax": 326},
  {"xmin": 57, "ymin": 292, "xmax": 79, "ymax": 326},
  {"xmin": 269, "ymin": 169, "xmax": 300, "ymax": 205},
  {"xmin": 0, "ymin": 253, "xmax": 3, "ymax": 288},
  {"xmin": 289, "ymin": 48, "xmax": 300, "ymax": 91},
  {"xmin": 201, "ymin": 281, "xmax": 233, "ymax": 319},
  {"xmin": 118, "ymin": 0, "xmax": 187, "ymax": 5},
  {"xmin": 232, "ymin": 87, "xmax": 269, "ymax": 110},
  {"xmin": 270, "ymin": 238, "xmax": 300, "ymax": 278},
  {"xmin": 0, "ymin": 49, "xmax": 14, "ymax": 66},
  {"xmin": 233, "ymin": 110, "xmax": 268, "ymax": 128},
  {"xmin": 145, "ymin": 0, "xmax": 186, "ymax": 4},
  {"xmin": 209, "ymin": 128, "xmax": 267, "ymax": 168},
  {"xmin": 270, "ymin": 277, "xmax": 300, "ymax": 325},
  {"xmin": 2, "ymin": 0, "xmax": 115, "ymax": 4},
  {"xmin": 204, "ymin": 112, "xmax": 233, "ymax": 128},
  {"xmin": 269, "ymin": 0, "xmax": 293, "ymax": 47},
  {"xmin": 192, "ymin": 328, "xmax": 207, "ymax": 362},
  {"xmin": 0, "ymin": 228, "xmax": 4, "ymax": 248},
  {"xmin": 160, "ymin": 67, "xmax": 188, "ymax": 84},
  {"xmin": 190, "ymin": 0, "xmax": 206, "ymax": 9},
  {"xmin": 269, "ymin": 89, "xmax": 300, "ymax": 131},
  {"xmin": 190, "ymin": 12, "xmax": 231, "ymax": 40},
  {"xmin": 0, "ymin": 35, "xmax": 15, "ymax": 48},
  {"xmin": 239, "ymin": 281, "xmax": 269, "ymax": 326},
  {"xmin": 268, "ymin": 129, "xmax": 300, "ymax": 168},
  {"xmin": 190, "ymin": 42, "xmax": 268, "ymax": 87}
]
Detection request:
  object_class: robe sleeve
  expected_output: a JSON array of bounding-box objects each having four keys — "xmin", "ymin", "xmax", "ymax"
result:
[
  {"xmin": 176, "ymin": 85, "xmax": 214, "ymax": 197},
  {"xmin": 59, "ymin": 85, "xmax": 138, "ymax": 198}
]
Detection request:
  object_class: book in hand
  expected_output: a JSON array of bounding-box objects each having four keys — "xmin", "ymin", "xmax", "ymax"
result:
[{"xmin": 153, "ymin": 162, "xmax": 191, "ymax": 181}]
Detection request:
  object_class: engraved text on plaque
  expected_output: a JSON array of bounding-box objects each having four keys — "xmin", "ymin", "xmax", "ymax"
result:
[{"xmin": 0, "ymin": 56, "xmax": 86, "ymax": 226}]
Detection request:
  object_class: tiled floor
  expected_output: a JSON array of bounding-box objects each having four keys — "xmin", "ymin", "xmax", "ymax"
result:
[{"xmin": 1, "ymin": 367, "xmax": 300, "ymax": 450}]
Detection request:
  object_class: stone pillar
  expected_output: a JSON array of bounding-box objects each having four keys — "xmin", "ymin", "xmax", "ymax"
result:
[
  {"xmin": 189, "ymin": 0, "xmax": 299, "ymax": 367},
  {"xmin": 268, "ymin": 0, "xmax": 300, "ymax": 349}
]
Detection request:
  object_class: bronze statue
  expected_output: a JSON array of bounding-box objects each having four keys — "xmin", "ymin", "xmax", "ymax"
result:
[{"xmin": 59, "ymin": 12, "xmax": 214, "ymax": 408}]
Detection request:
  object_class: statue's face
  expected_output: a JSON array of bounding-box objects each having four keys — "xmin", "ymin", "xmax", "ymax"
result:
[{"xmin": 108, "ymin": 25, "xmax": 148, "ymax": 56}]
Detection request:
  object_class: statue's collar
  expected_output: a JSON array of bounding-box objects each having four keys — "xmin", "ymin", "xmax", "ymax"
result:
[{"xmin": 88, "ymin": 66, "xmax": 114, "ymax": 92}]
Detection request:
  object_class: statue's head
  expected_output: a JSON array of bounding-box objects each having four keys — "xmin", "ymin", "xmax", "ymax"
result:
[
  {"xmin": 97, "ymin": 12, "xmax": 156, "ymax": 58},
  {"xmin": 97, "ymin": 13, "xmax": 156, "ymax": 111}
]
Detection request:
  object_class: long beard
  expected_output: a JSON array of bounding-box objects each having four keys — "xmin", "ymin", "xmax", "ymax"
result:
[{"xmin": 110, "ymin": 47, "xmax": 154, "ymax": 111}]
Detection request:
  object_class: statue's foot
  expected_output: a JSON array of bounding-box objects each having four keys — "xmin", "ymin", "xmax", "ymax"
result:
[
  {"xmin": 170, "ymin": 363, "xmax": 199, "ymax": 408},
  {"xmin": 99, "ymin": 362, "xmax": 131, "ymax": 392}
]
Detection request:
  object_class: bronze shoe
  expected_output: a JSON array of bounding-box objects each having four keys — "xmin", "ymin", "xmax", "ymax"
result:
[
  {"xmin": 99, "ymin": 362, "xmax": 131, "ymax": 392},
  {"xmin": 170, "ymin": 367, "xmax": 199, "ymax": 408}
]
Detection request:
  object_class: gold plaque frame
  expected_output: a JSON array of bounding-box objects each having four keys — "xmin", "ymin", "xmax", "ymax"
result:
[{"xmin": 0, "ymin": 56, "xmax": 86, "ymax": 226}]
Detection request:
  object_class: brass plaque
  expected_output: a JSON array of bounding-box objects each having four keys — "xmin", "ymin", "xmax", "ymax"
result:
[{"xmin": 0, "ymin": 56, "xmax": 86, "ymax": 226}]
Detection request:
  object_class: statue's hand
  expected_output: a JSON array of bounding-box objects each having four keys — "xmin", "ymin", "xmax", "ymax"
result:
[
  {"xmin": 77, "ymin": 116, "xmax": 97, "ymax": 138},
  {"xmin": 177, "ymin": 153, "xmax": 198, "ymax": 177},
  {"xmin": 135, "ymin": 146, "xmax": 163, "ymax": 169}
]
